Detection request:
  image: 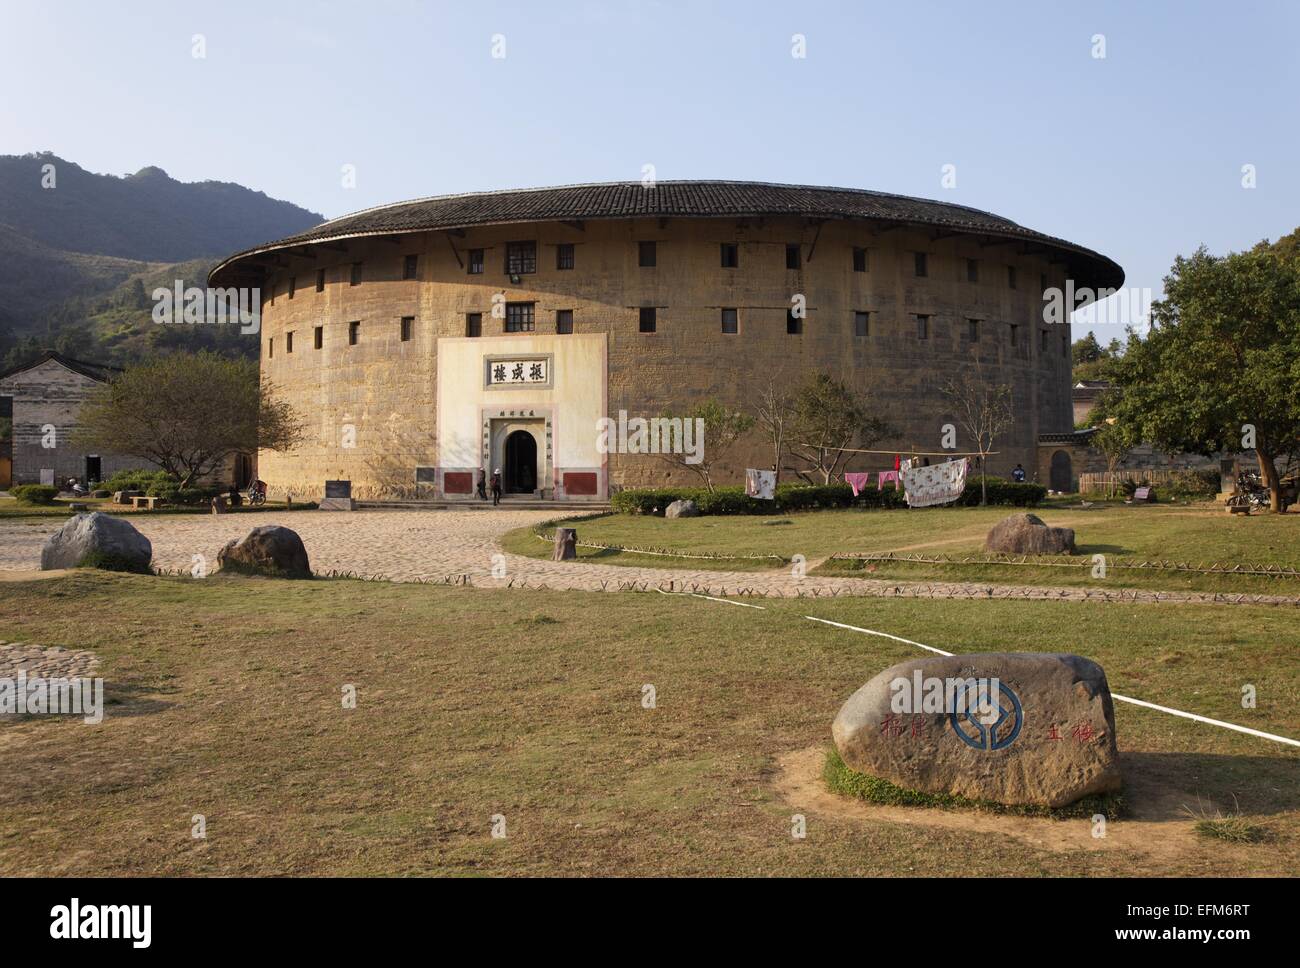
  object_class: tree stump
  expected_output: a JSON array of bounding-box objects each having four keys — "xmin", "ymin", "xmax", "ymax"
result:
[
  {"xmin": 553, "ymin": 528, "xmax": 577, "ymax": 561},
  {"xmin": 211, "ymin": 495, "xmax": 227, "ymax": 515}
]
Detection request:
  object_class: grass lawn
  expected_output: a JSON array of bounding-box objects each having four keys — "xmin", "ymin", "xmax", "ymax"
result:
[
  {"xmin": 502, "ymin": 503, "xmax": 1300, "ymax": 594},
  {"xmin": 0, "ymin": 570, "xmax": 1296, "ymax": 876}
]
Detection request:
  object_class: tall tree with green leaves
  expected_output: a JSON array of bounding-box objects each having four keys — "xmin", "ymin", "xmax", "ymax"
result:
[
  {"xmin": 74, "ymin": 351, "xmax": 303, "ymax": 487},
  {"xmin": 1097, "ymin": 240, "xmax": 1300, "ymax": 511}
]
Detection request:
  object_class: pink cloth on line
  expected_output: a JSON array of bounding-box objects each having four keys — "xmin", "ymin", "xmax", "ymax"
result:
[
  {"xmin": 845, "ymin": 472, "xmax": 871, "ymax": 497},
  {"xmin": 878, "ymin": 470, "xmax": 900, "ymax": 488}
]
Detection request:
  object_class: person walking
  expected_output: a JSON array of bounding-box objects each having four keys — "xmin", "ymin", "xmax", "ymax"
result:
[
  {"xmin": 490, "ymin": 468, "xmax": 502, "ymax": 506},
  {"xmin": 1012, "ymin": 463, "xmax": 1027, "ymax": 482},
  {"xmin": 476, "ymin": 469, "xmax": 488, "ymax": 501}
]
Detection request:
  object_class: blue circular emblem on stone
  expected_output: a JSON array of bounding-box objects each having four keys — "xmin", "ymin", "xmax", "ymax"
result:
[{"xmin": 949, "ymin": 682, "xmax": 1023, "ymax": 751}]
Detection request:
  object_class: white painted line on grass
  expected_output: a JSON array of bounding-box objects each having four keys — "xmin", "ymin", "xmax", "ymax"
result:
[
  {"xmin": 653, "ymin": 588, "xmax": 767, "ymax": 609},
  {"xmin": 803, "ymin": 616, "xmax": 1300, "ymax": 750},
  {"xmin": 804, "ymin": 616, "xmax": 952, "ymax": 655}
]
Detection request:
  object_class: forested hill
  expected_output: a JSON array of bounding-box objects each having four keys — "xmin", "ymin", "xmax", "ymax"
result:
[
  {"xmin": 0, "ymin": 153, "xmax": 323, "ymax": 368},
  {"xmin": 0, "ymin": 152, "xmax": 321, "ymax": 262}
]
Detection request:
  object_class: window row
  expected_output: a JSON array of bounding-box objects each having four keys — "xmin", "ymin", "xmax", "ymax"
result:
[
  {"xmin": 268, "ymin": 309, "xmax": 1068, "ymax": 354},
  {"xmin": 275, "ymin": 245, "xmax": 1054, "ymax": 295}
]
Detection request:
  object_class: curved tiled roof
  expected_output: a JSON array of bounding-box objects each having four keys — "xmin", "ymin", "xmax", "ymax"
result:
[{"xmin": 210, "ymin": 180, "xmax": 1123, "ymax": 289}]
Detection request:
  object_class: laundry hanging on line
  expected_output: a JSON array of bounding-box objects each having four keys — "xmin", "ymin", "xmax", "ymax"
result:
[{"xmin": 900, "ymin": 458, "xmax": 968, "ymax": 508}]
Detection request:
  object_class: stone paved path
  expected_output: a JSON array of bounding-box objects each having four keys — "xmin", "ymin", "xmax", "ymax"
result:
[{"xmin": 2, "ymin": 508, "xmax": 1298, "ymax": 608}]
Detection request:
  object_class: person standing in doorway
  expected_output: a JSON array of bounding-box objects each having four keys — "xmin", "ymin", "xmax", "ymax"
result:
[
  {"xmin": 490, "ymin": 468, "xmax": 502, "ymax": 506},
  {"xmin": 476, "ymin": 469, "xmax": 488, "ymax": 501}
]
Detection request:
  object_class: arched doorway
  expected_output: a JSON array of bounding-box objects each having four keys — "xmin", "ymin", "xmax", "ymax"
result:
[
  {"xmin": 504, "ymin": 430, "xmax": 538, "ymax": 493},
  {"xmin": 1050, "ymin": 450, "xmax": 1073, "ymax": 493}
]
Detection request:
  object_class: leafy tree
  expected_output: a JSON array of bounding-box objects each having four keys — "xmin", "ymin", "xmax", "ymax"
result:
[
  {"xmin": 1091, "ymin": 420, "xmax": 1138, "ymax": 500},
  {"xmin": 655, "ymin": 398, "xmax": 754, "ymax": 493},
  {"xmin": 938, "ymin": 363, "xmax": 1014, "ymax": 505},
  {"xmin": 1071, "ymin": 331, "xmax": 1124, "ymax": 383},
  {"xmin": 787, "ymin": 372, "xmax": 894, "ymax": 485},
  {"xmin": 73, "ymin": 351, "xmax": 303, "ymax": 486},
  {"xmin": 1097, "ymin": 242, "xmax": 1300, "ymax": 511}
]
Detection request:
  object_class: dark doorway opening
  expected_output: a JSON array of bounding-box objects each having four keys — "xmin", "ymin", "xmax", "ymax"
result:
[
  {"xmin": 85, "ymin": 455, "xmax": 102, "ymax": 486},
  {"xmin": 504, "ymin": 430, "xmax": 537, "ymax": 493},
  {"xmin": 1050, "ymin": 450, "xmax": 1073, "ymax": 493},
  {"xmin": 234, "ymin": 453, "xmax": 254, "ymax": 489}
]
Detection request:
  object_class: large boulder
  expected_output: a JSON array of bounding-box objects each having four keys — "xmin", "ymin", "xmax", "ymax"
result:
[
  {"xmin": 218, "ymin": 525, "xmax": 311, "ymax": 578},
  {"xmin": 985, "ymin": 512, "xmax": 1076, "ymax": 555},
  {"xmin": 832, "ymin": 653, "xmax": 1120, "ymax": 807},
  {"xmin": 664, "ymin": 499, "xmax": 700, "ymax": 519},
  {"xmin": 40, "ymin": 512, "xmax": 153, "ymax": 573}
]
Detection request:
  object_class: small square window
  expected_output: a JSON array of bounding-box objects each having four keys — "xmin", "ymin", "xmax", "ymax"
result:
[
  {"xmin": 400, "ymin": 316, "xmax": 414, "ymax": 341},
  {"xmin": 288, "ymin": 277, "xmax": 296, "ymax": 299},
  {"xmin": 556, "ymin": 309, "xmax": 573, "ymax": 334},
  {"xmin": 967, "ymin": 259, "xmax": 979, "ymax": 283},
  {"xmin": 721, "ymin": 243, "xmax": 739, "ymax": 268},
  {"xmin": 639, "ymin": 241, "xmax": 657, "ymax": 267},
  {"xmin": 721, "ymin": 308, "xmax": 738, "ymax": 334},
  {"xmin": 1009, "ymin": 323, "xmax": 1019, "ymax": 346},
  {"xmin": 348, "ymin": 320, "xmax": 360, "ymax": 345},
  {"xmin": 556, "ymin": 244, "xmax": 575, "ymax": 270},
  {"xmin": 468, "ymin": 249, "xmax": 484, "ymax": 275},
  {"xmin": 786, "ymin": 310, "xmax": 803, "ymax": 335},
  {"xmin": 786, "ymin": 244, "xmax": 801, "ymax": 270},
  {"xmin": 968, "ymin": 318, "xmax": 980, "ymax": 342},
  {"xmin": 1008, "ymin": 265, "xmax": 1018, "ymax": 290},
  {"xmin": 1040, "ymin": 328, "xmax": 1048, "ymax": 351},
  {"xmin": 914, "ymin": 252, "xmax": 928, "ymax": 278},
  {"xmin": 854, "ymin": 311, "xmax": 869, "ymax": 338},
  {"xmin": 853, "ymin": 247, "xmax": 868, "ymax": 272},
  {"xmin": 403, "ymin": 254, "xmax": 418, "ymax": 280},
  {"xmin": 268, "ymin": 337, "xmax": 273, "ymax": 358},
  {"xmin": 915, "ymin": 314, "xmax": 930, "ymax": 340},
  {"xmin": 315, "ymin": 268, "xmax": 325, "ymax": 292},
  {"xmin": 350, "ymin": 263, "xmax": 363, "ymax": 286},
  {"xmin": 286, "ymin": 331, "xmax": 294, "ymax": 353},
  {"xmin": 466, "ymin": 313, "xmax": 482, "ymax": 338},
  {"xmin": 506, "ymin": 241, "xmax": 536, "ymax": 274},
  {"xmin": 639, "ymin": 307, "xmax": 656, "ymax": 332},
  {"xmin": 314, "ymin": 326, "xmax": 323, "ymax": 349},
  {"xmin": 505, "ymin": 302, "xmax": 535, "ymax": 332}
]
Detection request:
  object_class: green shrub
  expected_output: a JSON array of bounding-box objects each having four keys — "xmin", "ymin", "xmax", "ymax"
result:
[
  {"xmin": 10, "ymin": 484, "xmax": 59, "ymax": 505},
  {"xmin": 103, "ymin": 468, "xmax": 177, "ymax": 494},
  {"xmin": 956, "ymin": 475, "xmax": 1047, "ymax": 507},
  {"xmin": 1165, "ymin": 469, "xmax": 1219, "ymax": 501}
]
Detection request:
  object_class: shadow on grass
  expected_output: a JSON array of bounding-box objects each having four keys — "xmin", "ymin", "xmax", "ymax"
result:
[{"xmin": 1120, "ymin": 751, "xmax": 1300, "ymax": 821}]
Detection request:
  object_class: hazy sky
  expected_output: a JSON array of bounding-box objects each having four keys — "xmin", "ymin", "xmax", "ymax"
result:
[{"xmin": 2, "ymin": 1, "xmax": 1296, "ymax": 338}]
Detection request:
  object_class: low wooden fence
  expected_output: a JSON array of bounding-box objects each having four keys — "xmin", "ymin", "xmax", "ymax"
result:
[{"xmin": 1077, "ymin": 469, "xmax": 1195, "ymax": 495}]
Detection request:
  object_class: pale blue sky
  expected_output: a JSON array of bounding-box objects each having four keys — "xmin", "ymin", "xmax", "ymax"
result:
[{"xmin": 2, "ymin": 0, "xmax": 1296, "ymax": 338}]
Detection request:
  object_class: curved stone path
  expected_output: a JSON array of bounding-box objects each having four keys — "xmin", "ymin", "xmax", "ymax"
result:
[{"xmin": 1, "ymin": 508, "xmax": 1297, "ymax": 608}]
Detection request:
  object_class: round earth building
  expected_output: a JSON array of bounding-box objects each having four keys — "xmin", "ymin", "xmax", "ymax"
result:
[{"xmin": 209, "ymin": 181, "xmax": 1123, "ymax": 502}]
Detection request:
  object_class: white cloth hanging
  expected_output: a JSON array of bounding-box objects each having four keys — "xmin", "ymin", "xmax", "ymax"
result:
[
  {"xmin": 901, "ymin": 458, "xmax": 967, "ymax": 508},
  {"xmin": 745, "ymin": 468, "xmax": 776, "ymax": 500}
]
